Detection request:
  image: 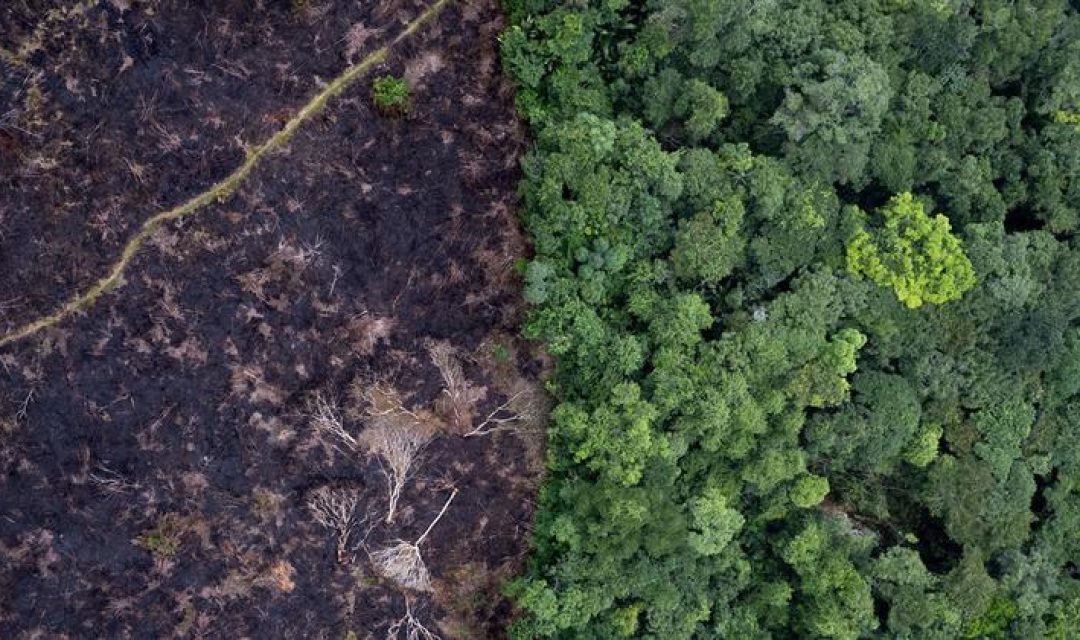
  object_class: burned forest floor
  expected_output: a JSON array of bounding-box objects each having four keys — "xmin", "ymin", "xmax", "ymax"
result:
[{"xmin": 0, "ymin": 1, "xmax": 546, "ymax": 638}]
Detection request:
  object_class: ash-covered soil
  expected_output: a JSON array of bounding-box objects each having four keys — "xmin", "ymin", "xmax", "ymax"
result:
[{"xmin": 0, "ymin": 1, "xmax": 544, "ymax": 638}]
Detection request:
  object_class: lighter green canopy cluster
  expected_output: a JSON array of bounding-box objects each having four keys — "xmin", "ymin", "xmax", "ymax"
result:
[{"xmin": 847, "ymin": 192, "xmax": 976, "ymax": 308}]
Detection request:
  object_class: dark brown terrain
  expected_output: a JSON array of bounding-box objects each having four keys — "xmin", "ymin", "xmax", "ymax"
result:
[{"xmin": 0, "ymin": 1, "xmax": 544, "ymax": 637}]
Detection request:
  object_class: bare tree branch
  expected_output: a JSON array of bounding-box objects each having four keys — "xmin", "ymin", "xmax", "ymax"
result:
[
  {"xmin": 88, "ymin": 464, "xmax": 141, "ymax": 496},
  {"xmin": 310, "ymin": 384, "xmax": 432, "ymax": 525},
  {"xmin": 357, "ymin": 381, "xmax": 419, "ymax": 418}
]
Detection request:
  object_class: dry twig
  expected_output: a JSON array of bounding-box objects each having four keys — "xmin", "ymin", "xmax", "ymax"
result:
[
  {"xmin": 15, "ymin": 388, "xmax": 35, "ymax": 422},
  {"xmin": 88, "ymin": 464, "xmax": 140, "ymax": 496}
]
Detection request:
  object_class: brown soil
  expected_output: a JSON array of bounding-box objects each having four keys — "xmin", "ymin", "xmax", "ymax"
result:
[{"xmin": 0, "ymin": 1, "xmax": 544, "ymax": 638}]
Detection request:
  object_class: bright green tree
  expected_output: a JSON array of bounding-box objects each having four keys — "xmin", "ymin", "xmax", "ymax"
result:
[{"xmin": 846, "ymin": 192, "xmax": 975, "ymax": 308}]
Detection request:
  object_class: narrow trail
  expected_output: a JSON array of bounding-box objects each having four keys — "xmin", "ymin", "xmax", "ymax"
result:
[{"xmin": 0, "ymin": 0, "xmax": 451, "ymax": 349}]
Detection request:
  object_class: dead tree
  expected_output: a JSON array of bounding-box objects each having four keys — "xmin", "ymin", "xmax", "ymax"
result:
[
  {"xmin": 309, "ymin": 386, "xmax": 431, "ymax": 525},
  {"xmin": 386, "ymin": 597, "xmax": 442, "ymax": 640},
  {"xmin": 427, "ymin": 341, "xmax": 484, "ymax": 431},
  {"xmin": 307, "ymin": 392, "xmax": 358, "ymax": 453},
  {"xmin": 464, "ymin": 389, "xmax": 542, "ymax": 438},
  {"xmin": 307, "ymin": 485, "xmax": 362, "ymax": 564},
  {"xmin": 370, "ymin": 488, "xmax": 458, "ymax": 592},
  {"xmin": 359, "ymin": 412, "xmax": 432, "ymax": 524}
]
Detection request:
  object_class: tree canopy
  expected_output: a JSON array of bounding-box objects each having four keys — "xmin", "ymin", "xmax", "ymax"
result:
[
  {"xmin": 846, "ymin": 192, "xmax": 975, "ymax": 308},
  {"xmin": 501, "ymin": 0, "xmax": 1080, "ymax": 637}
]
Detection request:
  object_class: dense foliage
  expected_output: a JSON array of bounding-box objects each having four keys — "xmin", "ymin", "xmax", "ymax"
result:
[
  {"xmin": 372, "ymin": 74, "xmax": 411, "ymax": 114},
  {"xmin": 501, "ymin": 0, "xmax": 1080, "ymax": 637}
]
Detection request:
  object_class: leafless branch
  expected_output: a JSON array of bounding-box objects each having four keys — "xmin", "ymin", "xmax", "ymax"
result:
[
  {"xmin": 328, "ymin": 264, "xmax": 343, "ymax": 297},
  {"xmin": 358, "ymin": 382, "xmax": 419, "ymax": 419},
  {"xmin": 15, "ymin": 388, "xmax": 35, "ymax": 422},
  {"xmin": 88, "ymin": 464, "xmax": 140, "ymax": 496}
]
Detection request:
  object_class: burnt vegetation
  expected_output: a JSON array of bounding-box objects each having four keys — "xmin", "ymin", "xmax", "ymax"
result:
[{"xmin": 0, "ymin": 0, "xmax": 544, "ymax": 638}]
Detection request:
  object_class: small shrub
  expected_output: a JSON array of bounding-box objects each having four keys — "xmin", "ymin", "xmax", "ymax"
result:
[
  {"xmin": 372, "ymin": 75, "xmax": 411, "ymax": 115},
  {"xmin": 135, "ymin": 513, "xmax": 183, "ymax": 557}
]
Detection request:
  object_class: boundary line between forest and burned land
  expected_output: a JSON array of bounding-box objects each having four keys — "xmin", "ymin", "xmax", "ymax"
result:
[{"xmin": 0, "ymin": 0, "xmax": 452, "ymax": 349}]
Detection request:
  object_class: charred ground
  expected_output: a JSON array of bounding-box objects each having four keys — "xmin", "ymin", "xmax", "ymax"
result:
[{"xmin": 0, "ymin": 1, "xmax": 543, "ymax": 637}]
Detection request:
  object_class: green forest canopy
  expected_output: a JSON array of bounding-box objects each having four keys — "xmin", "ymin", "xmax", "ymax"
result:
[{"xmin": 500, "ymin": 0, "xmax": 1080, "ymax": 637}]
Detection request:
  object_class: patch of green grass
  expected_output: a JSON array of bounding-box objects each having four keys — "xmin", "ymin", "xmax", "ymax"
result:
[
  {"xmin": 372, "ymin": 75, "xmax": 411, "ymax": 115},
  {"xmin": 135, "ymin": 514, "xmax": 183, "ymax": 557}
]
